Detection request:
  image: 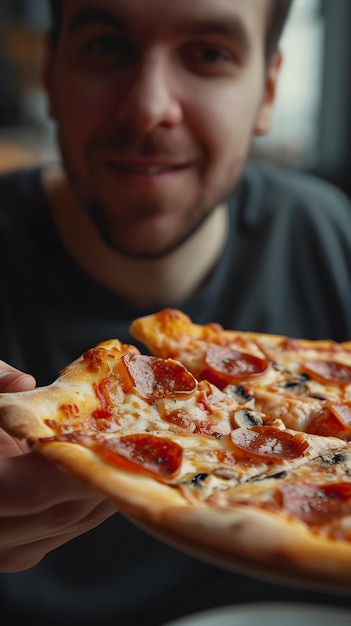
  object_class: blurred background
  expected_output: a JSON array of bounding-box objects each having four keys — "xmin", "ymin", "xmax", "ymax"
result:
[{"xmin": 0, "ymin": 0, "xmax": 350, "ymax": 199}]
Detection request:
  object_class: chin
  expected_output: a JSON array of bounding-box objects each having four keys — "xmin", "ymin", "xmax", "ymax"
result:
[
  {"xmin": 87, "ymin": 193, "xmax": 217, "ymax": 259},
  {"xmin": 108, "ymin": 239, "xmax": 180, "ymax": 261}
]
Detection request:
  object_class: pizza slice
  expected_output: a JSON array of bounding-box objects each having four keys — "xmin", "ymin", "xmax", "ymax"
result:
[
  {"xmin": 129, "ymin": 308, "xmax": 271, "ymax": 380},
  {"xmin": 0, "ymin": 335, "xmax": 351, "ymax": 591},
  {"xmin": 130, "ymin": 309, "xmax": 351, "ymax": 434},
  {"xmin": 0, "ymin": 337, "xmax": 336, "ymax": 490}
]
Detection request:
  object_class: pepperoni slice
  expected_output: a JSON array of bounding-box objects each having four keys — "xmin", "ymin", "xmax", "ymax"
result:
[
  {"xmin": 122, "ymin": 354, "xmax": 197, "ymax": 401},
  {"xmin": 331, "ymin": 403, "xmax": 351, "ymax": 425},
  {"xmin": 302, "ymin": 360, "xmax": 351, "ymax": 385},
  {"xmin": 105, "ymin": 434, "xmax": 182, "ymax": 476},
  {"xmin": 44, "ymin": 431, "xmax": 183, "ymax": 478},
  {"xmin": 204, "ymin": 347, "xmax": 269, "ymax": 386},
  {"xmin": 278, "ymin": 481, "xmax": 351, "ymax": 524},
  {"xmin": 230, "ymin": 426, "xmax": 309, "ymax": 460},
  {"xmin": 92, "ymin": 376, "xmax": 126, "ymax": 418},
  {"xmin": 308, "ymin": 403, "xmax": 351, "ymax": 439}
]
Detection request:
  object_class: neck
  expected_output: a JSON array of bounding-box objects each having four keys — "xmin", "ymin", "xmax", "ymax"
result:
[{"xmin": 43, "ymin": 166, "xmax": 228, "ymax": 307}]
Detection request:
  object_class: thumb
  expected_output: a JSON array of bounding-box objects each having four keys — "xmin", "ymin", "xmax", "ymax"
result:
[{"xmin": 0, "ymin": 362, "xmax": 36, "ymax": 392}]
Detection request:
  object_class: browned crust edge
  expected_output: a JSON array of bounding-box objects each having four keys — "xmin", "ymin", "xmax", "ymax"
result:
[
  {"xmin": 30, "ymin": 439, "xmax": 351, "ymax": 592},
  {"xmin": 0, "ymin": 391, "xmax": 57, "ymax": 440},
  {"xmin": 130, "ymin": 308, "xmax": 351, "ymax": 352}
]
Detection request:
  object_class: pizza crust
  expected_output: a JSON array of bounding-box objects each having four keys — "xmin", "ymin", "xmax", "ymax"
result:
[
  {"xmin": 130, "ymin": 308, "xmax": 351, "ymax": 349},
  {"xmin": 0, "ymin": 390, "xmax": 63, "ymax": 440},
  {"xmin": 157, "ymin": 504, "xmax": 351, "ymax": 591},
  {"xmin": 33, "ymin": 439, "xmax": 188, "ymax": 515},
  {"xmin": 0, "ymin": 340, "xmax": 129, "ymax": 440},
  {"xmin": 0, "ymin": 379, "xmax": 100, "ymax": 441},
  {"xmin": 32, "ymin": 439, "xmax": 351, "ymax": 592}
]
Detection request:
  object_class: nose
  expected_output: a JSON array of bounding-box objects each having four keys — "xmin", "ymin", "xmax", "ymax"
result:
[{"xmin": 115, "ymin": 51, "xmax": 183, "ymax": 132}]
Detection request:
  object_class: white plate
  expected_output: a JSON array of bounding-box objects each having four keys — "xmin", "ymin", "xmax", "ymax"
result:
[{"xmin": 163, "ymin": 602, "xmax": 351, "ymax": 626}]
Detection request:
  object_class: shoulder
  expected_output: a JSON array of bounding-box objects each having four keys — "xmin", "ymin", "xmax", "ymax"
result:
[
  {"xmin": 0, "ymin": 167, "xmax": 44, "ymax": 226},
  {"xmin": 238, "ymin": 160, "xmax": 351, "ymax": 234},
  {"xmin": 249, "ymin": 160, "xmax": 350, "ymax": 211},
  {"xmin": 0, "ymin": 166, "xmax": 42, "ymax": 200}
]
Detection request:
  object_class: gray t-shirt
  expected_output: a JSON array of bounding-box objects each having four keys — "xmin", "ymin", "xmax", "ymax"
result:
[{"xmin": 1, "ymin": 162, "xmax": 351, "ymax": 625}]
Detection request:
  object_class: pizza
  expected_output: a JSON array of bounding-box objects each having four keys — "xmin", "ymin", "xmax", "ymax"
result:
[
  {"xmin": 131, "ymin": 308, "xmax": 351, "ymax": 436},
  {"xmin": 1, "ymin": 309, "xmax": 351, "ymax": 590}
]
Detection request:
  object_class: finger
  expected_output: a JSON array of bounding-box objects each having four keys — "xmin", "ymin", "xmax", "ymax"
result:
[
  {"xmin": 0, "ymin": 428, "xmax": 30, "ymax": 458},
  {"xmin": 0, "ymin": 500, "xmax": 118, "ymax": 573},
  {"xmin": 0, "ymin": 452, "xmax": 105, "ymax": 516},
  {"xmin": 0, "ymin": 496, "xmax": 117, "ymax": 548},
  {"xmin": 0, "ymin": 362, "xmax": 36, "ymax": 392}
]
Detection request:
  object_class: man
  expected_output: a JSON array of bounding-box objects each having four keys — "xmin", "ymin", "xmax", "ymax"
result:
[{"xmin": 1, "ymin": 0, "xmax": 351, "ymax": 624}]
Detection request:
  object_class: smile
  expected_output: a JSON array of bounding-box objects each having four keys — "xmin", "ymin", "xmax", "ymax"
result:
[{"xmin": 105, "ymin": 161, "xmax": 188, "ymax": 176}]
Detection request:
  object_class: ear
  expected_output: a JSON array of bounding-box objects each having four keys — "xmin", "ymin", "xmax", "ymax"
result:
[
  {"xmin": 254, "ymin": 50, "xmax": 282, "ymax": 136},
  {"xmin": 42, "ymin": 34, "xmax": 58, "ymax": 120}
]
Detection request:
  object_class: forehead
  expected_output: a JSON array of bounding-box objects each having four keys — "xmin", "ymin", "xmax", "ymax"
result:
[{"xmin": 59, "ymin": 0, "xmax": 271, "ymax": 45}]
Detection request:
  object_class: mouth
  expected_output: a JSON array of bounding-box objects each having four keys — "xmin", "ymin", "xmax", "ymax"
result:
[{"xmin": 105, "ymin": 160, "xmax": 190, "ymax": 176}]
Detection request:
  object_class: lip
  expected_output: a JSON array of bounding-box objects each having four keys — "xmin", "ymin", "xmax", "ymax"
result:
[{"xmin": 104, "ymin": 159, "xmax": 192, "ymax": 188}]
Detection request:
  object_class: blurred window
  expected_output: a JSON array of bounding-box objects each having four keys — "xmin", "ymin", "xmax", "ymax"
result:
[{"xmin": 255, "ymin": 0, "xmax": 324, "ymax": 168}]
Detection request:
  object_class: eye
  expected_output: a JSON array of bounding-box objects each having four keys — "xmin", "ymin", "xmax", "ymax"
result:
[
  {"xmin": 181, "ymin": 42, "xmax": 236, "ymax": 76},
  {"xmin": 85, "ymin": 34, "xmax": 135, "ymax": 66},
  {"xmin": 196, "ymin": 47, "xmax": 229, "ymax": 63}
]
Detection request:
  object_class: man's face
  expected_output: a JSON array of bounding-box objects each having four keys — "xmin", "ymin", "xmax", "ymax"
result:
[{"xmin": 46, "ymin": 0, "xmax": 280, "ymax": 258}]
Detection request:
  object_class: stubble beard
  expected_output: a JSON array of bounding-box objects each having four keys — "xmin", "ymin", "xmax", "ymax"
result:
[
  {"xmin": 58, "ymin": 132, "xmax": 244, "ymax": 261},
  {"xmin": 58, "ymin": 137, "xmax": 219, "ymax": 260},
  {"xmin": 85, "ymin": 199, "xmax": 219, "ymax": 260}
]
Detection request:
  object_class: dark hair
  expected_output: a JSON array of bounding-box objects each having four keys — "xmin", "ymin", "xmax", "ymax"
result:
[
  {"xmin": 48, "ymin": 0, "xmax": 61, "ymax": 45},
  {"xmin": 266, "ymin": 0, "xmax": 294, "ymax": 57},
  {"xmin": 48, "ymin": 0, "xmax": 293, "ymax": 57}
]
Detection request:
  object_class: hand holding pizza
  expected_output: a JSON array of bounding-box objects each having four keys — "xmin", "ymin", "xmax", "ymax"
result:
[
  {"xmin": 2, "ymin": 314, "xmax": 351, "ymax": 589},
  {"xmin": 0, "ymin": 359, "xmax": 118, "ymax": 573}
]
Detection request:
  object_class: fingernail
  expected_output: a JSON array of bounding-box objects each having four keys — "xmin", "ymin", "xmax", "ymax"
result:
[{"xmin": 0, "ymin": 371, "xmax": 16, "ymax": 381}]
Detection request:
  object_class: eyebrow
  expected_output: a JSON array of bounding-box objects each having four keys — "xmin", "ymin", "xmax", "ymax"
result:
[
  {"xmin": 180, "ymin": 17, "xmax": 252, "ymax": 54},
  {"xmin": 67, "ymin": 6, "xmax": 252, "ymax": 55},
  {"xmin": 68, "ymin": 7, "xmax": 123, "ymax": 33}
]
